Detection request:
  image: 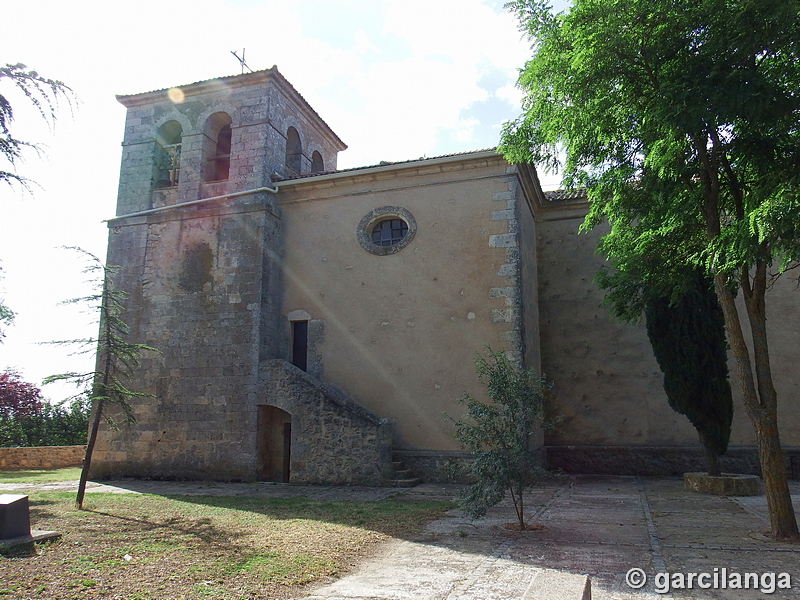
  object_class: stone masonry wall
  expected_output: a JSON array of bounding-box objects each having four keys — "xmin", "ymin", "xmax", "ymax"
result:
[
  {"xmin": 487, "ymin": 169, "xmax": 525, "ymax": 366},
  {"xmin": 0, "ymin": 446, "xmax": 85, "ymax": 470},
  {"xmin": 91, "ymin": 203, "xmax": 278, "ymax": 481},
  {"xmin": 115, "ymin": 69, "xmax": 345, "ymax": 217},
  {"xmin": 258, "ymin": 359, "xmax": 393, "ymax": 485},
  {"xmin": 537, "ymin": 214, "xmax": 695, "ymax": 447},
  {"xmin": 97, "ymin": 69, "xmax": 347, "ymax": 482},
  {"xmin": 546, "ymin": 445, "xmax": 800, "ymax": 479}
]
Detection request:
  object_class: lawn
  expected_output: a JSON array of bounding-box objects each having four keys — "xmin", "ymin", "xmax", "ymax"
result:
[
  {"xmin": 0, "ymin": 467, "xmax": 83, "ymax": 484},
  {"xmin": 0, "ymin": 481, "xmax": 452, "ymax": 599}
]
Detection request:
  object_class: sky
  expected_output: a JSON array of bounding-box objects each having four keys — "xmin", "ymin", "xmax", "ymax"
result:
[{"xmin": 0, "ymin": 0, "xmax": 569, "ymax": 403}]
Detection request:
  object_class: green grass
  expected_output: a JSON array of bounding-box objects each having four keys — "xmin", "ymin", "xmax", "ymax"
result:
[
  {"xmin": 221, "ymin": 550, "xmax": 336, "ymax": 583},
  {"xmin": 0, "ymin": 467, "xmax": 83, "ymax": 483},
  {"xmin": 0, "ymin": 583, "xmax": 21, "ymax": 595},
  {"xmin": 132, "ymin": 539, "xmax": 189, "ymax": 554}
]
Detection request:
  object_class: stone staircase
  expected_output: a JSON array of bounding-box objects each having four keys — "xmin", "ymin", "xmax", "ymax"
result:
[{"xmin": 389, "ymin": 460, "xmax": 421, "ymax": 487}]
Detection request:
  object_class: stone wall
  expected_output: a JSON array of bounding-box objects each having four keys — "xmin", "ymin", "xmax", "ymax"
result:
[
  {"xmin": 0, "ymin": 446, "xmax": 85, "ymax": 470},
  {"xmin": 535, "ymin": 201, "xmax": 706, "ymax": 448},
  {"xmin": 91, "ymin": 203, "xmax": 279, "ymax": 482},
  {"xmin": 392, "ymin": 450, "xmax": 473, "ymax": 483},
  {"xmin": 114, "ymin": 68, "xmax": 345, "ymax": 217},
  {"xmin": 546, "ymin": 445, "xmax": 800, "ymax": 479},
  {"xmin": 258, "ymin": 359, "xmax": 393, "ymax": 485}
]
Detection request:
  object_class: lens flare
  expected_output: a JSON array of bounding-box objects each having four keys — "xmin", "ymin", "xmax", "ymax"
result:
[{"xmin": 167, "ymin": 87, "xmax": 185, "ymax": 104}]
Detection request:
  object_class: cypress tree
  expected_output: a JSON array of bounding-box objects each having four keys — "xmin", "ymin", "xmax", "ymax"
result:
[{"xmin": 644, "ymin": 270, "xmax": 733, "ymax": 476}]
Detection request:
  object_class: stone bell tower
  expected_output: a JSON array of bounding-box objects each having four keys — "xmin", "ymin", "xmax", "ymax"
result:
[
  {"xmin": 113, "ymin": 67, "xmax": 346, "ymax": 216},
  {"xmin": 92, "ymin": 68, "xmax": 350, "ymax": 481}
]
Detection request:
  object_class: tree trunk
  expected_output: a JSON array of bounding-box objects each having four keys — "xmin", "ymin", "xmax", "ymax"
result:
[
  {"xmin": 741, "ymin": 263, "xmax": 798, "ymax": 540},
  {"xmin": 76, "ymin": 397, "xmax": 104, "ymax": 510},
  {"xmin": 77, "ymin": 287, "xmax": 113, "ymax": 510},
  {"xmin": 754, "ymin": 413, "xmax": 798, "ymax": 540},
  {"xmin": 698, "ymin": 430, "xmax": 721, "ymax": 476},
  {"xmin": 713, "ymin": 275, "xmax": 799, "ymax": 540},
  {"xmin": 509, "ymin": 485, "xmax": 526, "ymax": 530}
]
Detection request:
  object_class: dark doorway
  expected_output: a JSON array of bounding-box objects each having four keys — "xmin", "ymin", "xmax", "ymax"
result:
[
  {"xmin": 292, "ymin": 320, "xmax": 308, "ymax": 371},
  {"xmin": 257, "ymin": 406, "xmax": 291, "ymax": 482}
]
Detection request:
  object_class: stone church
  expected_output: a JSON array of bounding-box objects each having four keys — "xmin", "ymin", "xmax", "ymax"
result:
[{"xmin": 92, "ymin": 67, "xmax": 800, "ymax": 484}]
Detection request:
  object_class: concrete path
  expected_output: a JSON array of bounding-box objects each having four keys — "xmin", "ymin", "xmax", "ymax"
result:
[
  {"xmin": 3, "ymin": 475, "xmax": 799, "ymax": 599},
  {"xmin": 300, "ymin": 477, "xmax": 800, "ymax": 600}
]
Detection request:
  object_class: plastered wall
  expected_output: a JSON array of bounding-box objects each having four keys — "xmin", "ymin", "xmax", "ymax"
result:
[
  {"xmin": 277, "ymin": 155, "xmax": 532, "ymax": 451},
  {"xmin": 536, "ymin": 207, "xmax": 800, "ymax": 452}
]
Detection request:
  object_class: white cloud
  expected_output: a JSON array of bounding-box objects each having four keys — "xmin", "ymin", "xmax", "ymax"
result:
[{"xmin": 495, "ymin": 82, "xmax": 525, "ymax": 111}]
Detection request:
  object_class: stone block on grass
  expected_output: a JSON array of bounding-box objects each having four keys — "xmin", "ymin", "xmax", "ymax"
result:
[
  {"xmin": 0, "ymin": 494, "xmax": 61, "ymax": 550},
  {"xmin": 0, "ymin": 494, "xmax": 31, "ymax": 540}
]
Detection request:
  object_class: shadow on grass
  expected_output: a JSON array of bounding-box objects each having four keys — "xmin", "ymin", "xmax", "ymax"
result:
[
  {"xmin": 10, "ymin": 491, "xmax": 456, "ymax": 594},
  {"xmin": 160, "ymin": 494, "xmax": 453, "ymax": 540},
  {"xmin": 27, "ymin": 497, "xmax": 62, "ymax": 521},
  {"xmin": 19, "ymin": 489, "xmax": 451, "ymax": 551},
  {"xmin": 0, "ymin": 540, "xmax": 48, "ymax": 558},
  {"xmin": 24, "ymin": 494, "xmax": 248, "ymax": 556},
  {"xmin": 84, "ymin": 508, "xmax": 240, "ymax": 550}
]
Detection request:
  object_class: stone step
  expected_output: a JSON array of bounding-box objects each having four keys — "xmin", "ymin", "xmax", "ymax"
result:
[
  {"xmin": 390, "ymin": 478, "xmax": 422, "ymax": 488},
  {"xmin": 390, "ymin": 455, "xmax": 422, "ymax": 487},
  {"xmin": 522, "ymin": 571, "xmax": 591, "ymax": 600}
]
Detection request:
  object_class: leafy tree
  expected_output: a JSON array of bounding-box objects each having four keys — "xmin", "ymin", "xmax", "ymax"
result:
[
  {"xmin": 0, "ymin": 396, "xmax": 89, "ymax": 447},
  {"xmin": 0, "ymin": 414, "xmax": 25, "ymax": 447},
  {"xmin": 0, "ymin": 368, "xmax": 42, "ymax": 419},
  {"xmin": 0, "ymin": 302, "xmax": 11, "ymax": 341},
  {"xmin": 449, "ymin": 348, "xmax": 548, "ymax": 530},
  {"xmin": 500, "ymin": 0, "xmax": 800, "ymax": 539},
  {"xmin": 45, "ymin": 248, "xmax": 156, "ymax": 509},
  {"xmin": 0, "ymin": 300, "xmax": 14, "ymax": 344},
  {"xmin": 1, "ymin": 63, "xmax": 72, "ymax": 336},
  {"xmin": 0, "ymin": 266, "xmax": 14, "ymax": 342},
  {"xmin": 1, "ymin": 63, "xmax": 73, "ymax": 190}
]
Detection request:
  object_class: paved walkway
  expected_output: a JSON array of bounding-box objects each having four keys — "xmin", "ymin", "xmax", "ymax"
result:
[{"xmin": 3, "ymin": 475, "xmax": 799, "ymax": 599}]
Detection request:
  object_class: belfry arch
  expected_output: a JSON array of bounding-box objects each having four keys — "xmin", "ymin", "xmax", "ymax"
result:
[{"xmin": 285, "ymin": 126, "xmax": 302, "ymax": 175}]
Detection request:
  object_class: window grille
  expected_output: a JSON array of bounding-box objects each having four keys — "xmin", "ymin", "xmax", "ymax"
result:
[{"xmin": 371, "ymin": 219, "xmax": 408, "ymax": 247}]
